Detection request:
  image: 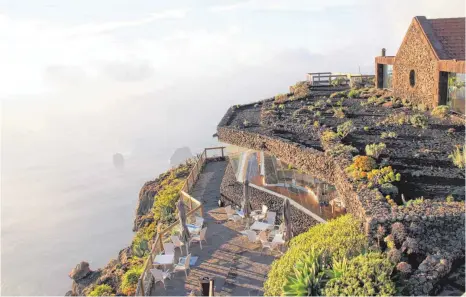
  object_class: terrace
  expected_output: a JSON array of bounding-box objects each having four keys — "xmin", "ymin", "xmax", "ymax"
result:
[{"xmin": 142, "ymin": 160, "xmax": 278, "ymax": 296}]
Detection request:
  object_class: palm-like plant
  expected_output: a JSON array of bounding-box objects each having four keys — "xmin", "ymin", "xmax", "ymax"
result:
[{"xmin": 283, "ymin": 248, "xmax": 326, "ymax": 296}]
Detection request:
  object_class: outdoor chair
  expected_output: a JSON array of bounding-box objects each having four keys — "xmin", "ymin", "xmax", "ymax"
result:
[
  {"xmin": 174, "ymin": 253, "xmax": 191, "ymax": 278},
  {"xmin": 252, "ymin": 205, "xmax": 268, "ymax": 221},
  {"xmin": 189, "ymin": 227, "xmax": 207, "ymax": 249},
  {"xmin": 225, "ymin": 205, "xmax": 241, "ymax": 222},
  {"xmin": 150, "ymin": 268, "xmax": 171, "ymax": 289},
  {"xmin": 258, "ymin": 231, "xmax": 273, "ymax": 255},
  {"xmin": 170, "ymin": 235, "xmax": 185, "ymax": 255},
  {"xmin": 245, "ymin": 230, "xmax": 258, "ymax": 243},
  {"xmin": 269, "ymin": 222, "xmax": 285, "ymax": 239},
  {"xmin": 263, "ymin": 211, "xmax": 276, "ymax": 228},
  {"xmin": 194, "ymin": 216, "xmax": 204, "ymax": 227},
  {"xmin": 162, "ymin": 242, "xmax": 175, "ymax": 255}
]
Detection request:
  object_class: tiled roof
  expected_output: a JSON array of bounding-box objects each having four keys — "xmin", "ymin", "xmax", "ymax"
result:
[{"xmin": 417, "ymin": 16, "xmax": 465, "ymax": 60}]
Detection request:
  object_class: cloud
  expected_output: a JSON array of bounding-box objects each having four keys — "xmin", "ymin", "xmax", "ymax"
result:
[
  {"xmin": 66, "ymin": 9, "xmax": 189, "ymax": 36},
  {"xmin": 210, "ymin": 0, "xmax": 356, "ymax": 12}
]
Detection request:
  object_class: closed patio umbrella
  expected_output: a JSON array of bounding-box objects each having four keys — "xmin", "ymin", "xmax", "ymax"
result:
[
  {"xmin": 177, "ymin": 199, "xmax": 190, "ymax": 255},
  {"xmin": 242, "ymin": 180, "xmax": 253, "ymax": 228},
  {"xmin": 283, "ymin": 198, "xmax": 293, "ymax": 242}
]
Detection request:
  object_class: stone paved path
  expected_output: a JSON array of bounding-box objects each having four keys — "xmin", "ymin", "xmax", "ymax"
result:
[{"xmin": 151, "ymin": 160, "xmax": 277, "ymax": 296}]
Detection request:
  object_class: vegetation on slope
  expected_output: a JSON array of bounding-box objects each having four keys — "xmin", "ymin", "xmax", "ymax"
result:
[{"xmin": 264, "ymin": 214, "xmax": 367, "ymax": 296}]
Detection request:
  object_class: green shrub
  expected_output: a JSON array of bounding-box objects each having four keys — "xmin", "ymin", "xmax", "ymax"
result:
[
  {"xmin": 314, "ymin": 99, "xmax": 327, "ymax": 109},
  {"xmin": 365, "ymin": 143, "xmax": 387, "ymax": 159},
  {"xmin": 380, "ymin": 183, "xmax": 398, "ymax": 196},
  {"xmin": 404, "ymin": 197, "xmax": 424, "ymax": 207},
  {"xmin": 348, "ymin": 89, "xmax": 360, "ymax": 99},
  {"xmin": 333, "ymin": 107, "xmax": 345, "ymax": 118},
  {"xmin": 409, "ymin": 114, "xmax": 428, "ymax": 129},
  {"xmin": 380, "ymin": 132, "xmax": 397, "ymax": 139},
  {"xmin": 327, "ymin": 144, "xmax": 358, "ymax": 157},
  {"xmin": 291, "ymin": 81, "xmax": 310, "ymax": 99},
  {"xmin": 380, "ymin": 112, "xmax": 407, "ymax": 126},
  {"xmin": 323, "ymin": 253, "xmax": 396, "ymax": 296},
  {"xmin": 367, "ymin": 166, "xmax": 400, "ymax": 186},
  {"xmin": 345, "ymin": 156, "xmax": 377, "ymax": 181},
  {"xmin": 121, "ymin": 266, "xmax": 143, "ymax": 296},
  {"xmin": 89, "ymin": 284, "xmax": 113, "ymax": 296},
  {"xmin": 337, "ymin": 121, "xmax": 354, "ymax": 139},
  {"xmin": 283, "ymin": 248, "xmax": 326, "ymax": 296},
  {"xmin": 431, "ymin": 105, "xmax": 450, "ymax": 118},
  {"xmin": 264, "ymin": 215, "xmax": 367, "ymax": 296},
  {"xmin": 321, "ymin": 130, "xmax": 340, "ymax": 144},
  {"xmin": 363, "ymin": 126, "xmax": 370, "ymax": 132},
  {"xmin": 448, "ymin": 145, "xmax": 465, "ymax": 169},
  {"xmin": 446, "ymin": 194, "xmax": 455, "ymax": 202},
  {"xmin": 275, "ymin": 93, "xmax": 288, "ymax": 103}
]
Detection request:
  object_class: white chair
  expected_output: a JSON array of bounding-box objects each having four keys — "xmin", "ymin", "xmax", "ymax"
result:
[
  {"xmin": 150, "ymin": 268, "xmax": 171, "ymax": 289},
  {"xmin": 174, "ymin": 253, "xmax": 191, "ymax": 278},
  {"xmin": 225, "ymin": 205, "xmax": 241, "ymax": 222},
  {"xmin": 270, "ymin": 222, "xmax": 285, "ymax": 239},
  {"xmin": 259, "ymin": 231, "xmax": 273, "ymax": 255},
  {"xmin": 263, "ymin": 211, "xmax": 276, "ymax": 227},
  {"xmin": 252, "ymin": 205, "xmax": 268, "ymax": 221},
  {"xmin": 171, "ymin": 235, "xmax": 185, "ymax": 255},
  {"xmin": 194, "ymin": 216, "xmax": 204, "ymax": 227},
  {"xmin": 163, "ymin": 242, "xmax": 175, "ymax": 255},
  {"xmin": 189, "ymin": 227, "xmax": 207, "ymax": 249},
  {"xmin": 245, "ymin": 230, "xmax": 258, "ymax": 243}
]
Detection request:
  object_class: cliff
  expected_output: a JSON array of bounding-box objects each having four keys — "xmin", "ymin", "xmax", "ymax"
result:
[{"xmin": 66, "ymin": 162, "xmax": 192, "ymax": 296}]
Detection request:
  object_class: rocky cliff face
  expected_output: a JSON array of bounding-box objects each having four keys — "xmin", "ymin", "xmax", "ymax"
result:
[
  {"xmin": 66, "ymin": 163, "xmax": 192, "ymax": 296},
  {"xmin": 65, "ymin": 247, "xmax": 133, "ymax": 296}
]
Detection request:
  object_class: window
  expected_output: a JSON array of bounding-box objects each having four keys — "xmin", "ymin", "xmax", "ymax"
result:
[
  {"xmin": 409, "ymin": 70, "xmax": 415, "ymax": 87},
  {"xmin": 382, "ymin": 64, "xmax": 393, "ymax": 89},
  {"xmin": 447, "ymin": 72, "xmax": 465, "ymax": 114}
]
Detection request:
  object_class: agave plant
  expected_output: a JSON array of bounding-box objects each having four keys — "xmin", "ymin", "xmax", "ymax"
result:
[
  {"xmin": 283, "ymin": 248, "xmax": 326, "ymax": 296},
  {"xmin": 324, "ymin": 256, "xmax": 348, "ymax": 279}
]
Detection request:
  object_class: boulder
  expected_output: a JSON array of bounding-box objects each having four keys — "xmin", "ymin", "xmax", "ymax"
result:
[{"xmin": 69, "ymin": 261, "xmax": 91, "ymax": 281}]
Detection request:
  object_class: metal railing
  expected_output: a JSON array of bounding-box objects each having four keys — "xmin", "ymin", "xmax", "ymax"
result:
[{"xmin": 136, "ymin": 146, "xmax": 225, "ymax": 296}]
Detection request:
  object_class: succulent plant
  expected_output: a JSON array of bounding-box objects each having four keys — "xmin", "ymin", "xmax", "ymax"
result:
[{"xmin": 283, "ymin": 248, "xmax": 326, "ymax": 296}]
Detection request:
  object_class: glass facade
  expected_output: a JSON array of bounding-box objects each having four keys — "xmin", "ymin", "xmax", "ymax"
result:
[
  {"xmin": 382, "ymin": 64, "xmax": 393, "ymax": 89},
  {"xmin": 226, "ymin": 144, "xmax": 346, "ymax": 220},
  {"xmin": 447, "ymin": 72, "xmax": 466, "ymax": 114}
]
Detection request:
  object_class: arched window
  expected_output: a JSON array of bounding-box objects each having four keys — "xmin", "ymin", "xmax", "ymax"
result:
[{"xmin": 409, "ymin": 70, "xmax": 415, "ymax": 87}]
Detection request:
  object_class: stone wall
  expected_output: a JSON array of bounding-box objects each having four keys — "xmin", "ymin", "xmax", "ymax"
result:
[
  {"xmin": 392, "ymin": 18, "xmax": 439, "ymax": 108},
  {"xmin": 217, "ymin": 124, "xmax": 392, "ymax": 222},
  {"xmin": 220, "ymin": 162, "xmax": 320, "ymax": 235}
]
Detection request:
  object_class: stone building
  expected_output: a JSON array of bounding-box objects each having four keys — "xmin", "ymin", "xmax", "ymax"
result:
[{"xmin": 375, "ymin": 16, "xmax": 465, "ymax": 114}]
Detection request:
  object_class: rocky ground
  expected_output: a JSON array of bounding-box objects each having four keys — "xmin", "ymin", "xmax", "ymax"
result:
[{"xmin": 225, "ymin": 87, "xmax": 465, "ymax": 203}]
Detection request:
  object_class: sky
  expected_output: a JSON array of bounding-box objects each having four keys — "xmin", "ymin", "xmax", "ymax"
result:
[{"xmin": 1, "ymin": 0, "xmax": 464, "ymax": 99}]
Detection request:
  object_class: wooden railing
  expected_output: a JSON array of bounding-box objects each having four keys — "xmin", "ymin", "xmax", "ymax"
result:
[
  {"xmin": 307, "ymin": 72, "xmax": 375, "ymax": 87},
  {"xmin": 136, "ymin": 146, "xmax": 226, "ymax": 296}
]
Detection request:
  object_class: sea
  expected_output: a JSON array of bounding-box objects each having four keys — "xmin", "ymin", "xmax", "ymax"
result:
[{"xmin": 0, "ymin": 92, "xmax": 226, "ymax": 295}]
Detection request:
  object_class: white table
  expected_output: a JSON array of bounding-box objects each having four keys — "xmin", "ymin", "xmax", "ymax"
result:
[
  {"xmin": 153, "ymin": 254, "xmax": 174, "ymax": 269},
  {"xmin": 250, "ymin": 221, "xmax": 271, "ymax": 231}
]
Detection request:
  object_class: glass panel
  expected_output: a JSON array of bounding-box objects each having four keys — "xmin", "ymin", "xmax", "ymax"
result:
[
  {"xmin": 447, "ymin": 73, "xmax": 466, "ymax": 114},
  {"xmin": 382, "ymin": 64, "xmax": 393, "ymax": 89},
  {"xmin": 224, "ymin": 144, "xmax": 346, "ymax": 220}
]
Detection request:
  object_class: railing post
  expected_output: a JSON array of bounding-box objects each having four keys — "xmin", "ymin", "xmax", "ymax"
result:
[
  {"xmin": 158, "ymin": 234, "xmax": 164, "ymax": 252},
  {"xmin": 139, "ymin": 278, "xmax": 145, "ymax": 296},
  {"xmin": 221, "ymin": 147, "xmax": 224, "ymax": 158},
  {"xmin": 189, "ymin": 193, "xmax": 193, "ymax": 210},
  {"xmin": 200, "ymin": 204, "xmax": 205, "ymax": 217}
]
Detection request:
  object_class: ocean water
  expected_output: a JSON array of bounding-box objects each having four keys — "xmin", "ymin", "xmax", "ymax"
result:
[{"xmin": 0, "ymin": 94, "xmax": 222, "ymax": 295}]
